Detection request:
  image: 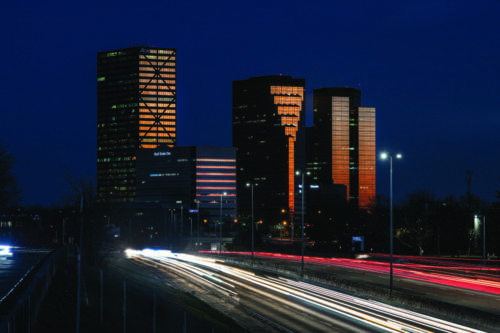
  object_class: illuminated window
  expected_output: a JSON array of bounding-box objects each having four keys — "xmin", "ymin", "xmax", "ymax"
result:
[{"xmin": 270, "ymin": 85, "xmax": 304, "ymax": 218}]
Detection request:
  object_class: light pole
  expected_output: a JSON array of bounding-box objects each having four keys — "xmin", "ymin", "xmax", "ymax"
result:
[
  {"xmin": 180, "ymin": 201, "xmax": 183, "ymax": 240},
  {"xmin": 380, "ymin": 152, "xmax": 402, "ymax": 293},
  {"xmin": 484, "ymin": 215, "xmax": 486, "ymax": 266},
  {"xmin": 197, "ymin": 200, "xmax": 200, "ymax": 246},
  {"xmin": 163, "ymin": 204, "xmax": 167, "ymax": 243},
  {"xmin": 477, "ymin": 215, "xmax": 486, "ymax": 266},
  {"xmin": 169, "ymin": 209, "xmax": 175, "ymax": 249},
  {"xmin": 295, "ymin": 171, "xmax": 309, "ymax": 278},
  {"xmin": 246, "ymin": 183, "xmax": 255, "ymax": 261},
  {"xmin": 220, "ymin": 192, "xmax": 227, "ymax": 254},
  {"xmin": 189, "ymin": 217, "xmax": 193, "ymax": 247}
]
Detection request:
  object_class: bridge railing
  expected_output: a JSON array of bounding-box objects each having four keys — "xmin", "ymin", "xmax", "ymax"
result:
[{"xmin": 0, "ymin": 248, "xmax": 63, "ymax": 333}]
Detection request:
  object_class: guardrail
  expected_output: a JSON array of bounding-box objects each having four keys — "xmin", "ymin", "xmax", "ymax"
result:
[{"xmin": 0, "ymin": 248, "xmax": 63, "ymax": 333}]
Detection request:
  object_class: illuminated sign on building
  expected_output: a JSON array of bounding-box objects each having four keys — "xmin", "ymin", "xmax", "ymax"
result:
[{"xmin": 154, "ymin": 151, "xmax": 171, "ymax": 157}]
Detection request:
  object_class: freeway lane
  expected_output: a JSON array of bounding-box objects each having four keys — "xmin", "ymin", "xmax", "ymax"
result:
[
  {"xmin": 0, "ymin": 247, "xmax": 50, "ymax": 305},
  {"xmin": 223, "ymin": 252, "xmax": 500, "ymax": 296},
  {"xmin": 212, "ymin": 251, "xmax": 500, "ymax": 320},
  {"xmin": 126, "ymin": 249, "xmax": 486, "ymax": 333},
  {"xmin": 127, "ymin": 251, "xmax": 366, "ymax": 332}
]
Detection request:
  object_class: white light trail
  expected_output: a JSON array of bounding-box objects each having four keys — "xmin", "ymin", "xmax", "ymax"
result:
[{"xmin": 126, "ymin": 249, "xmax": 486, "ymax": 333}]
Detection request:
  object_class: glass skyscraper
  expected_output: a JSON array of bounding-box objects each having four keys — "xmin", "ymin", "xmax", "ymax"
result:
[
  {"xmin": 97, "ymin": 46, "xmax": 177, "ymax": 203},
  {"xmin": 312, "ymin": 88, "xmax": 375, "ymax": 209},
  {"xmin": 232, "ymin": 75, "xmax": 306, "ymax": 233}
]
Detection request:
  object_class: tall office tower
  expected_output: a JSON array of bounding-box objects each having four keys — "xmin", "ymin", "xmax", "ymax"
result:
[
  {"xmin": 312, "ymin": 88, "xmax": 375, "ymax": 209},
  {"xmin": 232, "ymin": 75, "xmax": 306, "ymax": 233},
  {"xmin": 97, "ymin": 46, "xmax": 177, "ymax": 203}
]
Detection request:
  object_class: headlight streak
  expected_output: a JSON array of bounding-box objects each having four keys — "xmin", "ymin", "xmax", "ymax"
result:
[
  {"xmin": 157, "ymin": 256, "xmax": 402, "ymax": 331},
  {"xmin": 284, "ymin": 280, "xmax": 486, "ymax": 333},
  {"xmin": 127, "ymin": 250, "xmax": 486, "ymax": 333},
  {"xmin": 206, "ymin": 251, "xmax": 500, "ymax": 296},
  {"xmin": 0, "ymin": 245, "xmax": 13, "ymax": 257},
  {"xmin": 154, "ymin": 260, "xmax": 237, "ymax": 297},
  {"xmin": 129, "ymin": 250, "xmax": 237, "ymax": 296}
]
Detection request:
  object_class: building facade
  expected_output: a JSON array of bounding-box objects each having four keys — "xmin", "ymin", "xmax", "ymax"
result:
[
  {"xmin": 312, "ymin": 88, "xmax": 375, "ymax": 209},
  {"xmin": 97, "ymin": 46, "xmax": 177, "ymax": 203},
  {"xmin": 232, "ymin": 75, "xmax": 306, "ymax": 234}
]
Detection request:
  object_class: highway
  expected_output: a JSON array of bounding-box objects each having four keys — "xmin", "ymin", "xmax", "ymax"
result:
[
  {"xmin": 125, "ymin": 249, "xmax": 486, "ymax": 333},
  {"xmin": 201, "ymin": 251, "xmax": 500, "ymax": 319},
  {"xmin": 0, "ymin": 247, "xmax": 50, "ymax": 304}
]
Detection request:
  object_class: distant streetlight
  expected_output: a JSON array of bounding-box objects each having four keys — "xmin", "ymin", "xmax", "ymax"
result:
[
  {"xmin": 246, "ymin": 183, "xmax": 256, "ymax": 261},
  {"xmin": 220, "ymin": 192, "xmax": 227, "ymax": 254},
  {"xmin": 196, "ymin": 200, "xmax": 200, "ymax": 247},
  {"xmin": 483, "ymin": 215, "xmax": 486, "ymax": 266},
  {"xmin": 296, "ymin": 171, "xmax": 310, "ymax": 278},
  {"xmin": 475, "ymin": 214, "xmax": 487, "ymax": 266},
  {"xmin": 176, "ymin": 200, "xmax": 183, "ymax": 243},
  {"xmin": 189, "ymin": 217, "xmax": 193, "ymax": 247},
  {"xmin": 380, "ymin": 152, "xmax": 402, "ymax": 293},
  {"xmin": 169, "ymin": 209, "xmax": 175, "ymax": 249}
]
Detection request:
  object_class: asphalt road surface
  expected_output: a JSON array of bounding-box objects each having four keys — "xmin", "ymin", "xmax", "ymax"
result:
[{"xmin": 121, "ymin": 249, "xmax": 488, "ymax": 333}]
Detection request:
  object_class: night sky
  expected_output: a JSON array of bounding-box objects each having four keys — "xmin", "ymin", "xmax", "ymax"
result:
[{"xmin": 1, "ymin": 0, "xmax": 499, "ymax": 206}]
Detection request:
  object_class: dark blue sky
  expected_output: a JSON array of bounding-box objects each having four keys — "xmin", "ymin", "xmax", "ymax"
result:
[{"xmin": 1, "ymin": 0, "xmax": 499, "ymax": 206}]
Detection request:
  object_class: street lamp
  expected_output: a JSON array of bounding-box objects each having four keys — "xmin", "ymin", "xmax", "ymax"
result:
[
  {"xmin": 475, "ymin": 214, "xmax": 487, "ymax": 266},
  {"xmin": 189, "ymin": 217, "xmax": 193, "ymax": 247},
  {"xmin": 380, "ymin": 152, "xmax": 402, "ymax": 293},
  {"xmin": 295, "ymin": 171, "xmax": 309, "ymax": 278},
  {"xmin": 220, "ymin": 192, "xmax": 227, "ymax": 254},
  {"xmin": 196, "ymin": 199, "xmax": 200, "ymax": 247},
  {"xmin": 169, "ymin": 209, "xmax": 175, "ymax": 249},
  {"xmin": 246, "ymin": 183, "xmax": 255, "ymax": 261}
]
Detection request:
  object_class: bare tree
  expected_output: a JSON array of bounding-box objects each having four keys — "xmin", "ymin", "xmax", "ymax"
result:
[
  {"xmin": 60, "ymin": 169, "xmax": 96, "ymax": 211},
  {"xmin": 395, "ymin": 190, "xmax": 436, "ymax": 256}
]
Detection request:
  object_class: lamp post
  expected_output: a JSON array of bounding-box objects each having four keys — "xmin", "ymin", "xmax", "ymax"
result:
[
  {"xmin": 246, "ymin": 183, "xmax": 255, "ymax": 261},
  {"xmin": 380, "ymin": 152, "xmax": 402, "ymax": 293},
  {"xmin": 295, "ymin": 171, "xmax": 309, "ymax": 278},
  {"xmin": 176, "ymin": 200, "xmax": 183, "ymax": 245},
  {"xmin": 189, "ymin": 217, "xmax": 193, "ymax": 247},
  {"xmin": 477, "ymin": 215, "xmax": 486, "ymax": 266},
  {"xmin": 169, "ymin": 209, "xmax": 175, "ymax": 249},
  {"xmin": 163, "ymin": 204, "xmax": 167, "ymax": 243},
  {"xmin": 197, "ymin": 200, "xmax": 200, "ymax": 247},
  {"xmin": 484, "ymin": 215, "xmax": 486, "ymax": 266},
  {"xmin": 180, "ymin": 202, "xmax": 183, "ymax": 240},
  {"xmin": 220, "ymin": 192, "xmax": 227, "ymax": 254}
]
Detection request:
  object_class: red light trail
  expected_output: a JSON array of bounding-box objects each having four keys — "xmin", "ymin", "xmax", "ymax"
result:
[{"xmin": 200, "ymin": 251, "xmax": 500, "ymax": 295}]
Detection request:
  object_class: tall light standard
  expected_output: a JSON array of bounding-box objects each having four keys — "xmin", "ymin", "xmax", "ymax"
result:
[
  {"xmin": 380, "ymin": 152, "xmax": 402, "ymax": 293},
  {"xmin": 476, "ymin": 214, "xmax": 487, "ymax": 266},
  {"xmin": 295, "ymin": 171, "xmax": 309, "ymax": 278},
  {"xmin": 189, "ymin": 217, "xmax": 193, "ymax": 247},
  {"xmin": 169, "ymin": 209, "xmax": 175, "ymax": 249},
  {"xmin": 246, "ymin": 183, "xmax": 255, "ymax": 261},
  {"xmin": 220, "ymin": 192, "xmax": 227, "ymax": 254},
  {"xmin": 196, "ymin": 199, "xmax": 200, "ymax": 247},
  {"xmin": 176, "ymin": 200, "xmax": 183, "ymax": 243}
]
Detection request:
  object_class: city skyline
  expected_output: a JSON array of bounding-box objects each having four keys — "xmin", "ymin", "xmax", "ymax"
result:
[{"xmin": 1, "ymin": 1, "xmax": 499, "ymax": 206}]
